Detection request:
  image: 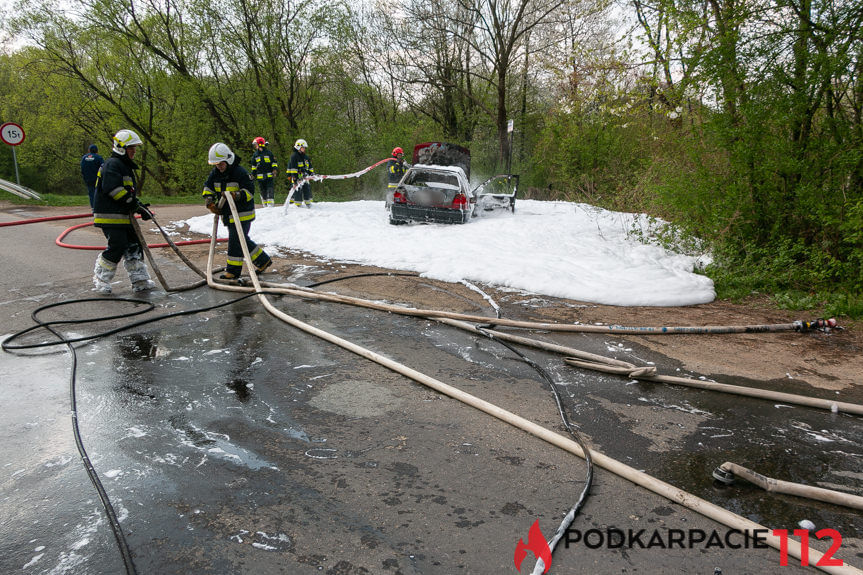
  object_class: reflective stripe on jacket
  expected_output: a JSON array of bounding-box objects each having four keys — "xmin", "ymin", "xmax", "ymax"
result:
[
  {"xmin": 203, "ymin": 161, "xmax": 257, "ymax": 225},
  {"xmin": 387, "ymin": 157, "xmax": 406, "ymax": 188},
  {"xmin": 93, "ymin": 153, "xmax": 138, "ymax": 228},
  {"xmin": 251, "ymin": 148, "xmax": 278, "ymax": 179},
  {"xmin": 286, "ymin": 150, "xmax": 314, "ymax": 181}
]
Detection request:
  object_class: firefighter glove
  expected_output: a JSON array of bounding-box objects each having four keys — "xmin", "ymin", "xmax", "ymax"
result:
[
  {"xmin": 135, "ymin": 201, "xmax": 153, "ymax": 221},
  {"xmin": 206, "ymin": 201, "xmax": 221, "ymax": 215}
]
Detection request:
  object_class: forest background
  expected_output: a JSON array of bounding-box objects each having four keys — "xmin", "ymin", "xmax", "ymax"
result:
[{"xmin": 0, "ymin": 0, "xmax": 860, "ymax": 316}]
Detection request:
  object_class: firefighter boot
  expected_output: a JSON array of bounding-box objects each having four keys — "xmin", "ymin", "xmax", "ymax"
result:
[
  {"xmin": 93, "ymin": 255, "xmax": 117, "ymax": 294},
  {"xmin": 255, "ymin": 257, "xmax": 273, "ymax": 273},
  {"xmin": 124, "ymin": 247, "xmax": 156, "ymax": 292}
]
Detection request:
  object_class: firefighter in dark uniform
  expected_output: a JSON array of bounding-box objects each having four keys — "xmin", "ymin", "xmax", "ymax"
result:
[
  {"xmin": 80, "ymin": 144, "xmax": 103, "ymax": 210},
  {"xmin": 204, "ymin": 142, "xmax": 272, "ymax": 280},
  {"xmin": 92, "ymin": 129, "xmax": 155, "ymax": 294},
  {"xmin": 286, "ymin": 138, "xmax": 314, "ymax": 207},
  {"xmin": 387, "ymin": 146, "xmax": 407, "ymax": 190},
  {"xmin": 250, "ymin": 136, "xmax": 278, "ymax": 208}
]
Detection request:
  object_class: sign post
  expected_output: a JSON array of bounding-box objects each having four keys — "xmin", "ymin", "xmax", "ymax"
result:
[
  {"xmin": 506, "ymin": 119, "xmax": 514, "ymax": 173},
  {"xmin": 1, "ymin": 122, "xmax": 26, "ymax": 185}
]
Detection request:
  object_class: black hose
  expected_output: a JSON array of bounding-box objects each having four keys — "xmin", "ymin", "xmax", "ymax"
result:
[
  {"xmin": 476, "ymin": 325, "xmax": 593, "ymax": 569},
  {"xmin": 1, "ymin": 291, "xmax": 284, "ymax": 573},
  {"xmin": 306, "ymin": 271, "xmax": 419, "ymax": 288},
  {"xmin": 2, "ymin": 292, "xmax": 273, "ymax": 350}
]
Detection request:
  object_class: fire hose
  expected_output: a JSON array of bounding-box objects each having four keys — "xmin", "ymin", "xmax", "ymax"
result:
[
  {"xmin": 712, "ymin": 462, "xmax": 863, "ymax": 511},
  {"xmin": 0, "ymin": 211, "xmax": 92, "ymax": 227},
  {"xmin": 283, "ymin": 157, "xmax": 394, "ymax": 210},
  {"xmin": 0, "ymin": 209, "xmax": 227, "ymax": 252}
]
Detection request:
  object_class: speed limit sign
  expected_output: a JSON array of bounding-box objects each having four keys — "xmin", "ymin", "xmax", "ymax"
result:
[{"xmin": 1, "ymin": 122, "xmax": 26, "ymax": 146}]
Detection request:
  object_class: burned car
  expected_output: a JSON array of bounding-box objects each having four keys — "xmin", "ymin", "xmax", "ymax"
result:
[
  {"xmin": 387, "ymin": 163, "xmax": 475, "ymax": 225},
  {"xmin": 386, "ymin": 142, "xmax": 518, "ymax": 225}
]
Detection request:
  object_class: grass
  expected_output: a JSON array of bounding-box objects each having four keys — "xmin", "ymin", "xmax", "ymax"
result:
[{"xmin": 714, "ymin": 279, "xmax": 863, "ymax": 320}]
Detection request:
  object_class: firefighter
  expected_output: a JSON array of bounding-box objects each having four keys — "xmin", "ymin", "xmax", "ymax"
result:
[
  {"xmin": 387, "ymin": 146, "xmax": 407, "ymax": 190},
  {"xmin": 203, "ymin": 142, "xmax": 272, "ymax": 280},
  {"xmin": 250, "ymin": 137, "xmax": 278, "ymax": 208},
  {"xmin": 286, "ymin": 138, "xmax": 314, "ymax": 207},
  {"xmin": 80, "ymin": 143, "xmax": 103, "ymax": 210},
  {"xmin": 92, "ymin": 129, "xmax": 156, "ymax": 295}
]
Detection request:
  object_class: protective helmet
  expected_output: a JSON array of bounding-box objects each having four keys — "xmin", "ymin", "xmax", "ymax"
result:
[
  {"xmin": 392, "ymin": 147, "xmax": 404, "ymax": 156},
  {"xmin": 208, "ymin": 142, "xmax": 235, "ymax": 165},
  {"xmin": 89, "ymin": 144, "xmax": 98, "ymax": 153},
  {"xmin": 112, "ymin": 129, "xmax": 143, "ymax": 155},
  {"xmin": 294, "ymin": 138, "xmax": 308, "ymax": 151},
  {"xmin": 253, "ymin": 137, "xmax": 266, "ymax": 147}
]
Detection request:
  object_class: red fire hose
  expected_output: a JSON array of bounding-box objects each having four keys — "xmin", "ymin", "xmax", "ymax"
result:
[
  {"xmin": 0, "ymin": 211, "xmax": 224, "ymax": 249},
  {"xmin": 0, "ymin": 212, "xmax": 93, "ymax": 227}
]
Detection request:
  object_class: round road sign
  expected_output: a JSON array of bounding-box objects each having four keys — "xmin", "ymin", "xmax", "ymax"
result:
[{"xmin": 0, "ymin": 122, "xmax": 26, "ymax": 146}]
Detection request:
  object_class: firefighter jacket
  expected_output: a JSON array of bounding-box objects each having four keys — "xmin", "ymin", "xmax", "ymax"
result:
[
  {"xmin": 286, "ymin": 149, "xmax": 314, "ymax": 183},
  {"xmin": 251, "ymin": 148, "xmax": 278, "ymax": 180},
  {"xmin": 203, "ymin": 160, "xmax": 257, "ymax": 226},
  {"xmin": 93, "ymin": 152, "xmax": 139, "ymax": 228},
  {"xmin": 387, "ymin": 156, "xmax": 407, "ymax": 188},
  {"xmin": 80, "ymin": 152, "xmax": 103, "ymax": 184}
]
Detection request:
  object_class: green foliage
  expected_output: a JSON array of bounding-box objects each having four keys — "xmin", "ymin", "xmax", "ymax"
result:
[{"xmin": 707, "ymin": 239, "xmax": 863, "ymax": 318}]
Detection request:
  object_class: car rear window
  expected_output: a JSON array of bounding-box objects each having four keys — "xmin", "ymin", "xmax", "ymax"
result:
[{"xmin": 406, "ymin": 171, "xmax": 459, "ymax": 189}]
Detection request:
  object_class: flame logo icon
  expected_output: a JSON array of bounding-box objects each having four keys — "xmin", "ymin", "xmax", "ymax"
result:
[{"xmin": 514, "ymin": 519, "xmax": 552, "ymax": 573}]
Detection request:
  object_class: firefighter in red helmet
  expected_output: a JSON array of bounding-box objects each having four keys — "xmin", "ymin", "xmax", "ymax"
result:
[
  {"xmin": 250, "ymin": 137, "xmax": 278, "ymax": 207},
  {"xmin": 387, "ymin": 147, "xmax": 407, "ymax": 190}
]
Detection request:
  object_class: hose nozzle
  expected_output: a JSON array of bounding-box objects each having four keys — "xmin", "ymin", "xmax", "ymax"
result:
[
  {"xmin": 793, "ymin": 318, "xmax": 838, "ymax": 332},
  {"xmin": 712, "ymin": 466, "xmax": 735, "ymax": 484}
]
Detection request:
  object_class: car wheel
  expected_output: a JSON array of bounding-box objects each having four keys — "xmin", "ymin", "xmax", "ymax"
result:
[{"xmin": 389, "ymin": 217, "xmax": 407, "ymax": 225}]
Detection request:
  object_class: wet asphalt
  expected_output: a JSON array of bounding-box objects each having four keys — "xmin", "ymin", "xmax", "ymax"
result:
[{"xmin": 1, "ymin": 205, "xmax": 861, "ymax": 574}]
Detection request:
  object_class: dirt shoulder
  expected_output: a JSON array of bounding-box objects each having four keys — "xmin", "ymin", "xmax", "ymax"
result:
[{"xmin": 5, "ymin": 200, "xmax": 860, "ymax": 399}]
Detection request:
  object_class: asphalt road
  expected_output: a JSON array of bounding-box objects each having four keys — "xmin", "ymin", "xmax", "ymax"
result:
[{"xmin": 1, "ymin": 204, "xmax": 860, "ymax": 575}]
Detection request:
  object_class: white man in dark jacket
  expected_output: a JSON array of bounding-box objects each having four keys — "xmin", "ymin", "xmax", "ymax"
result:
[
  {"xmin": 92, "ymin": 129, "xmax": 155, "ymax": 294},
  {"xmin": 203, "ymin": 142, "xmax": 272, "ymax": 280}
]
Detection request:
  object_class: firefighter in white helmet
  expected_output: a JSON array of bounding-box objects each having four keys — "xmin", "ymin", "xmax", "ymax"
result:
[
  {"xmin": 91, "ymin": 129, "xmax": 156, "ymax": 294},
  {"xmin": 203, "ymin": 142, "xmax": 272, "ymax": 280},
  {"xmin": 286, "ymin": 138, "xmax": 314, "ymax": 207}
]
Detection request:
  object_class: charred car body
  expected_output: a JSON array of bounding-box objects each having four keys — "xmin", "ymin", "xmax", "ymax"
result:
[{"xmin": 386, "ymin": 142, "xmax": 518, "ymax": 225}]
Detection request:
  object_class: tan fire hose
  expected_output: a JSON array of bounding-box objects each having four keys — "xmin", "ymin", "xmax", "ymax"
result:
[
  {"xmin": 131, "ymin": 214, "xmax": 208, "ymax": 292},
  {"xmin": 715, "ymin": 462, "xmax": 863, "ymax": 511},
  {"xmin": 204, "ymin": 193, "xmax": 861, "ymax": 574},
  {"xmin": 561, "ymin": 357, "xmax": 863, "ymax": 415}
]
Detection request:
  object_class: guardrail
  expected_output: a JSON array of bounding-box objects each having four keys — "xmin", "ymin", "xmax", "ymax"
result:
[{"xmin": 0, "ymin": 177, "xmax": 42, "ymax": 200}]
